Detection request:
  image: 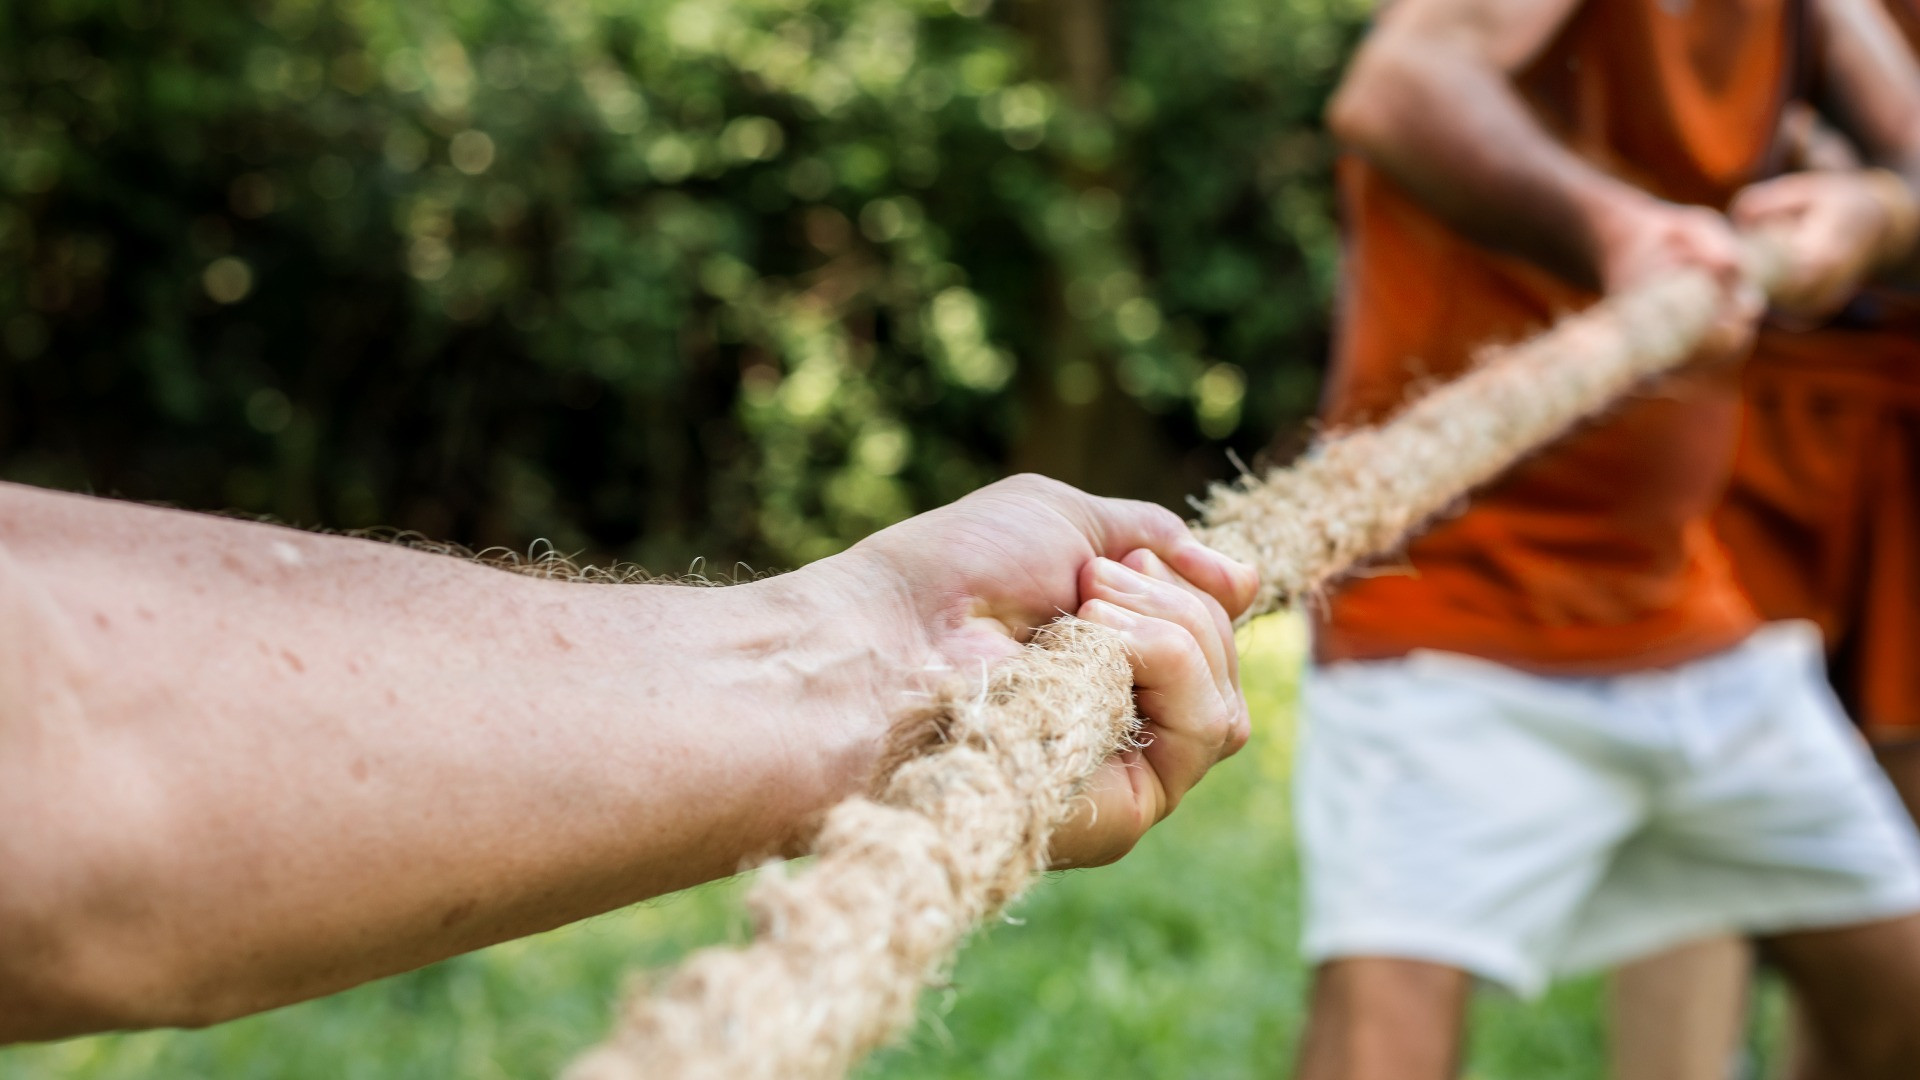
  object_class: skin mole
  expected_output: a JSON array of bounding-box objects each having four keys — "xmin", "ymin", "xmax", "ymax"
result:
[{"xmin": 438, "ymin": 898, "xmax": 478, "ymax": 930}]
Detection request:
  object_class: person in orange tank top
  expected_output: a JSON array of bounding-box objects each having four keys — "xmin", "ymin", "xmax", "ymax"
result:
[
  {"xmin": 1722, "ymin": 0, "xmax": 1920, "ymax": 829},
  {"xmin": 1290, "ymin": 0, "xmax": 1920, "ymax": 1077},
  {"xmin": 1614, "ymin": 10, "xmax": 1920, "ymax": 1073},
  {"xmin": 1613, "ymin": 135, "xmax": 1920, "ymax": 1080}
]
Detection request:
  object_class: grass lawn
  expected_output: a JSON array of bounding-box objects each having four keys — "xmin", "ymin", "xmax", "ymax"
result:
[{"xmin": 1, "ymin": 616, "xmax": 1784, "ymax": 1078}]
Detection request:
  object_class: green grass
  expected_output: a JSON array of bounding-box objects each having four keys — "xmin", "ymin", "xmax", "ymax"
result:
[{"xmin": 0, "ymin": 617, "xmax": 1782, "ymax": 1078}]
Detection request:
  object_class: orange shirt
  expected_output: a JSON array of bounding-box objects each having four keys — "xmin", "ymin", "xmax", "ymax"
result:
[
  {"xmin": 1775, "ymin": 0, "xmax": 1920, "ymax": 354},
  {"xmin": 1719, "ymin": 331, "xmax": 1920, "ymax": 737},
  {"xmin": 1888, "ymin": 0, "xmax": 1920, "ymax": 60},
  {"xmin": 1738, "ymin": 0, "xmax": 1920, "ymax": 412},
  {"xmin": 1317, "ymin": 0, "xmax": 1798, "ymax": 674},
  {"xmin": 1709, "ymin": 0, "xmax": 1920, "ymax": 737}
]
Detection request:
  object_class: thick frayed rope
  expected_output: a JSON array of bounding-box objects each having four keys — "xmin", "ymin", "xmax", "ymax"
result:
[
  {"xmin": 568, "ymin": 239, "xmax": 1788, "ymax": 1080},
  {"xmin": 566, "ymin": 620, "xmax": 1137, "ymax": 1080},
  {"xmin": 1196, "ymin": 241, "xmax": 1784, "ymax": 617}
]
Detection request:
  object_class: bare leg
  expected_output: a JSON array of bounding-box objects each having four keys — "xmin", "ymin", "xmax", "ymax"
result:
[
  {"xmin": 1871, "ymin": 741, "xmax": 1920, "ymax": 826},
  {"xmin": 1781, "ymin": 741, "xmax": 1920, "ymax": 1080},
  {"xmin": 1766, "ymin": 913, "xmax": 1920, "ymax": 1080},
  {"xmin": 1781, "ymin": 995, "xmax": 1839, "ymax": 1080},
  {"xmin": 1296, "ymin": 957, "xmax": 1471, "ymax": 1080},
  {"xmin": 1609, "ymin": 936, "xmax": 1752, "ymax": 1080}
]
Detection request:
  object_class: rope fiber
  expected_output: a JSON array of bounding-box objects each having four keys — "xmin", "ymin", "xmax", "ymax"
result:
[{"xmin": 564, "ymin": 237, "xmax": 1790, "ymax": 1080}]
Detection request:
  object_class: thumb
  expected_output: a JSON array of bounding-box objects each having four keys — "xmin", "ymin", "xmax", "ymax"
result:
[{"xmin": 1730, "ymin": 183, "xmax": 1806, "ymax": 230}]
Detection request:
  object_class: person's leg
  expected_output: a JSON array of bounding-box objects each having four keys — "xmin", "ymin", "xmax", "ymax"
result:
[
  {"xmin": 1296, "ymin": 957, "xmax": 1471, "ymax": 1080},
  {"xmin": 1765, "ymin": 912, "xmax": 1920, "ymax": 1080},
  {"xmin": 1291, "ymin": 656, "xmax": 1645, "ymax": 1080},
  {"xmin": 1783, "ymin": 411, "xmax": 1920, "ymax": 1079},
  {"xmin": 1609, "ymin": 935, "xmax": 1752, "ymax": 1080},
  {"xmin": 1780, "ymin": 994, "xmax": 1839, "ymax": 1080},
  {"xmin": 1559, "ymin": 625, "xmax": 1920, "ymax": 1080},
  {"xmin": 1871, "ymin": 740, "xmax": 1920, "ymax": 826},
  {"xmin": 1777, "ymin": 743, "xmax": 1920, "ymax": 1080}
]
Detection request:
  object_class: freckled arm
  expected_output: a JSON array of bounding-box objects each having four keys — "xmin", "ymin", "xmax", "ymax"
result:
[{"xmin": 0, "ymin": 481, "xmax": 904, "ymax": 1043}]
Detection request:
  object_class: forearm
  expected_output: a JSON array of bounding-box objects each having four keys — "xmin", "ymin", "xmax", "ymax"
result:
[
  {"xmin": 1816, "ymin": 0, "xmax": 1920, "ymax": 272},
  {"xmin": 1329, "ymin": 32, "xmax": 1647, "ymax": 289},
  {"xmin": 0, "ymin": 483, "xmax": 907, "ymax": 1040},
  {"xmin": 1856, "ymin": 167, "xmax": 1920, "ymax": 280},
  {"xmin": 1817, "ymin": 0, "xmax": 1920, "ymax": 177}
]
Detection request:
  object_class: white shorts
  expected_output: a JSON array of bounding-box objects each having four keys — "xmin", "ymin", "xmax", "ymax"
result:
[{"xmin": 1296, "ymin": 621, "xmax": 1920, "ymax": 997}]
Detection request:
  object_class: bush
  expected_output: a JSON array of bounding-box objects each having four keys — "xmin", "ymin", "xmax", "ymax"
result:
[{"xmin": 0, "ymin": 0, "xmax": 1362, "ymax": 569}]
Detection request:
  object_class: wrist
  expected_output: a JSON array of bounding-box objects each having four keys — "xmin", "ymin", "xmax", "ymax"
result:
[
  {"xmin": 596, "ymin": 566, "xmax": 913, "ymax": 865},
  {"xmin": 1861, "ymin": 167, "xmax": 1920, "ymax": 269},
  {"xmin": 1573, "ymin": 180, "xmax": 1665, "ymax": 293},
  {"xmin": 732, "ymin": 556, "xmax": 927, "ymax": 804}
]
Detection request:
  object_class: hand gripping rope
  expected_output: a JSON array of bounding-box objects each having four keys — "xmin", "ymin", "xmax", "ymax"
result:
[{"xmin": 564, "ymin": 236, "xmax": 1790, "ymax": 1080}]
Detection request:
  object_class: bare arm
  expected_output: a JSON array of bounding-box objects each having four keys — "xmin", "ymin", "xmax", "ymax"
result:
[
  {"xmin": 1729, "ymin": 0, "xmax": 1920, "ymax": 314},
  {"xmin": 1817, "ymin": 0, "xmax": 1920, "ymax": 182},
  {"xmin": 1817, "ymin": 0, "xmax": 1920, "ymax": 277},
  {"xmin": 1328, "ymin": 0, "xmax": 1761, "ymax": 365},
  {"xmin": 0, "ymin": 477, "xmax": 1255, "ymax": 1042},
  {"xmin": 1329, "ymin": 0, "xmax": 1624, "ymax": 285},
  {"xmin": 1330, "ymin": 0, "xmax": 1756, "ymax": 302}
]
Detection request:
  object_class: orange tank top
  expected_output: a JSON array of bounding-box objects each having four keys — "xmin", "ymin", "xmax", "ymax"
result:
[
  {"xmin": 1747, "ymin": 0, "xmax": 1920, "ymax": 385},
  {"xmin": 1778, "ymin": 0, "xmax": 1920, "ymax": 352},
  {"xmin": 1318, "ymin": 0, "xmax": 1797, "ymax": 674},
  {"xmin": 1889, "ymin": 0, "xmax": 1920, "ymax": 55},
  {"xmin": 1852, "ymin": 0, "xmax": 1920, "ymax": 345}
]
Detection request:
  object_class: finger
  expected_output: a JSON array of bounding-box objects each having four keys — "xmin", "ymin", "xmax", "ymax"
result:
[
  {"xmin": 1080, "ymin": 557, "xmax": 1232, "ymax": 695},
  {"xmin": 1117, "ymin": 547, "xmax": 1239, "ymax": 683},
  {"xmin": 1046, "ymin": 751, "xmax": 1158, "ymax": 869},
  {"xmin": 988, "ymin": 473, "xmax": 1190, "ymax": 559},
  {"xmin": 1068, "ymin": 491, "xmax": 1260, "ymax": 619},
  {"xmin": 1727, "ymin": 187, "xmax": 1769, "ymax": 227},
  {"xmin": 1679, "ymin": 213, "xmax": 1748, "ymax": 285},
  {"xmin": 1068, "ymin": 490, "xmax": 1191, "ymax": 560},
  {"xmin": 1729, "ymin": 180, "xmax": 1809, "ymax": 229},
  {"xmin": 1078, "ymin": 599, "xmax": 1246, "ymax": 812},
  {"xmin": 1162, "ymin": 538, "xmax": 1259, "ymax": 621},
  {"xmin": 1768, "ymin": 242, "xmax": 1855, "ymax": 321},
  {"xmin": 1699, "ymin": 282, "xmax": 1762, "ymax": 363},
  {"xmin": 1791, "ymin": 254, "xmax": 1851, "ymax": 317},
  {"xmin": 1730, "ymin": 279, "xmax": 1766, "ymax": 325}
]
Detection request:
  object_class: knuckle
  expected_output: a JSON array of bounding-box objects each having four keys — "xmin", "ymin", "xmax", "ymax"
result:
[
  {"xmin": 1130, "ymin": 613, "xmax": 1183, "ymax": 654},
  {"xmin": 1146, "ymin": 502, "xmax": 1187, "ymax": 533},
  {"xmin": 1079, "ymin": 597, "xmax": 1123, "ymax": 628},
  {"xmin": 1128, "ymin": 617, "xmax": 1200, "ymax": 674},
  {"xmin": 1224, "ymin": 704, "xmax": 1252, "ymax": 756},
  {"xmin": 1159, "ymin": 626, "xmax": 1211, "ymax": 679},
  {"xmin": 1017, "ymin": 473, "xmax": 1079, "ymax": 502},
  {"xmin": 1096, "ymin": 829, "xmax": 1143, "ymax": 868},
  {"xmin": 1170, "ymin": 587, "xmax": 1221, "ymax": 636},
  {"xmin": 999, "ymin": 472, "xmax": 1051, "ymax": 495},
  {"xmin": 1193, "ymin": 695, "xmax": 1237, "ymax": 745},
  {"xmin": 1124, "ymin": 499, "xmax": 1189, "ymax": 543}
]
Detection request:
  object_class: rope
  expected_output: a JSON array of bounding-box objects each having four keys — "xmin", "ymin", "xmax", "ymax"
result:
[{"xmin": 563, "ymin": 237, "xmax": 1790, "ymax": 1080}]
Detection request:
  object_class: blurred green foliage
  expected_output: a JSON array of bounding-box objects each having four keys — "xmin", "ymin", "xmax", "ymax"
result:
[{"xmin": 0, "ymin": 0, "xmax": 1361, "ymax": 567}]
